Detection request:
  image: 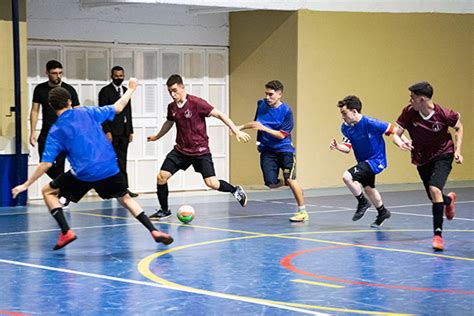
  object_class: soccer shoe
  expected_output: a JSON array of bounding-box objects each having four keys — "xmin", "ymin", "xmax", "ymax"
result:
[
  {"xmin": 53, "ymin": 229, "xmax": 77, "ymax": 250},
  {"xmin": 445, "ymin": 192, "xmax": 456, "ymax": 221},
  {"xmin": 151, "ymin": 230, "xmax": 174, "ymax": 245},
  {"xmin": 149, "ymin": 209, "xmax": 172, "ymax": 220},
  {"xmin": 233, "ymin": 185, "xmax": 248, "ymax": 207},
  {"xmin": 352, "ymin": 199, "xmax": 371, "ymax": 221},
  {"xmin": 370, "ymin": 210, "xmax": 391, "ymax": 228},
  {"xmin": 289, "ymin": 211, "xmax": 309, "ymax": 222},
  {"xmin": 432, "ymin": 235, "xmax": 444, "ymax": 251}
]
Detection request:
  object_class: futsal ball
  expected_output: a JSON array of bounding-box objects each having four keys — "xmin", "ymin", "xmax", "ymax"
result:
[{"xmin": 177, "ymin": 205, "xmax": 195, "ymax": 224}]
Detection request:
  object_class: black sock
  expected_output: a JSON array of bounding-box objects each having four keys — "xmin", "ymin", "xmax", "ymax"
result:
[
  {"xmin": 356, "ymin": 193, "xmax": 366, "ymax": 203},
  {"xmin": 442, "ymin": 194, "xmax": 452, "ymax": 206},
  {"xmin": 157, "ymin": 183, "xmax": 169, "ymax": 211},
  {"xmin": 50, "ymin": 207, "xmax": 70, "ymax": 234},
  {"xmin": 432, "ymin": 202, "xmax": 444, "ymax": 236},
  {"xmin": 376, "ymin": 204, "xmax": 387, "ymax": 214},
  {"xmin": 218, "ymin": 180, "xmax": 236, "ymax": 193},
  {"xmin": 136, "ymin": 212, "xmax": 156, "ymax": 233}
]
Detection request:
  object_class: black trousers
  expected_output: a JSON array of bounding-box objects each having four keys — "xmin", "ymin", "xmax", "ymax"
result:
[
  {"xmin": 112, "ymin": 135, "xmax": 130, "ymax": 186},
  {"xmin": 38, "ymin": 133, "xmax": 66, "ymax": 180}
]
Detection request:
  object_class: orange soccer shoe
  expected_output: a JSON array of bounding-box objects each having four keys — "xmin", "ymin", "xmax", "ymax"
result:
[
  {"xmin": 151, "ymin": 230, "xmax": 174, "ymax": 245},
  {"xmin": 53, "ymin": 230, "xmax": 77, "ymax": 250},
  {"xmin": 445, "ymin": 192, "xmax": 456, "ymax": 221},
  {"xmin": 432, "ymin": 235, "xmax": 444, "ymax": 251}
]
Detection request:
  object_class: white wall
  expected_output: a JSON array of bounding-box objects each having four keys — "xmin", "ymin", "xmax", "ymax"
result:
[{"xmin": 27, "ymin": 0, "xmax": 229, "ymax": 46}]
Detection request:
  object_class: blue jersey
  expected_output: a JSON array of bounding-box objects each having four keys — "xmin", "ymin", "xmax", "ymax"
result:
[
  {"xmin": 42, "ymin": 105, "xmax": 119, "ymax": 181},
  {"xmin": 341, "ymin": 116, "xmax": 393, "ymax": 174},
  {"xmin": 255, "ymin": 99, "xmax": 295, "ymax": 153}
]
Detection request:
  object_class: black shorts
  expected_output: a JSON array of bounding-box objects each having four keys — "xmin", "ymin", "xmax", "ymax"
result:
[
  {"xmin": 417, "ymin": 153, "xmax": 453, "ymax": 199},
  {"xmin": 260, "ymin": 151, "xmax": 297, "ymax": 187},
  {"xmin": 348, "ymin": 161, "xmax": 376, "ymax": 188},
  {"xmin": 50, "ymin": 171, "xmax": 128, "ymax": 203},
  {"xmin": 161, "ymin": 148, "xmax": 216, "ymax": 179}
]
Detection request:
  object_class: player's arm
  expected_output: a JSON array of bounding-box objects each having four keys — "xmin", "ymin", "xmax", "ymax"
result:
[
  {"xmin": 452, "ymin": 119, "xmax": 463, "ymax": 164},
  {"xmin": 147, "ymin": 120, "xmax": 174, "ymax": 142},
  {"xmin": 29, "ymin": 102, "xmax": 40, "ymax": 147},
  {"xmin": 392, "ymin": 126, "xmax": 413, "ymax": 151},
  {"xmin": 12, "ymin": 162, "xmax": 53, "ymax": 199},
  {"xmin": 210, "ymin": 109, "xmax": 251, "ymax": 143},
  {"xmin": 329, "ymin": 138, "xmax": 351, "ymax": 153},
  {"xmin": 114, "ymin": 78, "xmax": 138, "ymax": 114}
]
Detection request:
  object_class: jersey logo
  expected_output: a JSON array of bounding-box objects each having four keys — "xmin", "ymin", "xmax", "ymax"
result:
[
  {"xmin": 184, "ymin": 109, "xmax": 192, "ymax": 119},
  {"xmin": 353, "ymin": 167, "xmax": 359, "ymax": 174},
  {"xmin": 432, "ymin": 122, "xmax": 443, "ymax": 132}
]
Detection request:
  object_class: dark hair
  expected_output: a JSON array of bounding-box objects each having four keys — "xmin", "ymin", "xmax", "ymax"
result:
[
  {"xmin": 49, "ymin": 87, "xmax": 71, "ymax": 110},
  {"xmin": 408, "ymin": 81, "xmax": 433, "ymax": 98},
  {"xmin": 46, "ymin": 60, "xmax": 63, "ymax": 72},
  {"xmin": 111, "ymin": 65, "xmax": 124, "ymax": 75},
  {"xmin": 265, "ymin": 80, "xmax": 284, "ymax": 92},
  {"xmin": 337, "ymin": 95, "xmax": 362, "ymax": 113},
  {"xmin": 166, "ymin": 74, "xmax": 184, "ymax": 87}
]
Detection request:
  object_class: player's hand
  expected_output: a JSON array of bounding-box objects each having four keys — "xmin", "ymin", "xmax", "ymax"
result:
[
  {"xmin": 105, "ymin": 132, "xmax": 113, "ymax": 143},
  {"xmin": 249, "ymin": 121, "xmax": 265, "ymax": 131},
  {"xmin": 454, "ymin": 151, "xmax": 463, "ymax": 164},
  {"xmin": 400, "ymin": 140, "xmax": 414, "ymax": 151},
  {"xmin": 12, "ymin": 184, "xmax": 28, "ymax": 199},
  {"xmin": 29, "ymin": 133, "xmax": 37, "ymax": 147},
  {"xmin": 329, "ymin": 138, "xmax": 338, "ymax": 150},
  {"xmin": 147, "ymin": 135, "xmax": 158, "ymax": 142},
  {"xmin": 129, "ymin": 134, "xmax": 133, "ymax": 143},
  {"xmin": 128, "ymin": 78, "xmax": 138, "ymax": 90},
  {"xmin": 235, "ymin": 131, "xmax": 251, "ymax": 143}
]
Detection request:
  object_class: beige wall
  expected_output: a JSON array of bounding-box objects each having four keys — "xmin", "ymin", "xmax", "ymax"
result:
[
  {"xmin": 0, "ymin": 0, "xmax": 28, "ymax": 148},
  {"xmin": 230, "ymin": 10, "xmax": 473, "ymax": 188},
  {"xmin": 229, "ymin": 11, "xmax": 298, "ymax": 186}
]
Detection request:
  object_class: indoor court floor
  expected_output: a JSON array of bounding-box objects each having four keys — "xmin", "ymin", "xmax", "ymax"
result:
[{"xmin": 1, "ymin": 185, "xmax": 473, "ymax": 315}]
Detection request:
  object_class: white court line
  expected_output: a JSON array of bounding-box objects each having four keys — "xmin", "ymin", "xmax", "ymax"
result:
[
  {"xmin": 0, "ymin": 222, "xmax": 140, "ymax": 236},
  {"xmin": 0, "ymin": 258, "xmax": 328, "ymax": 316}
]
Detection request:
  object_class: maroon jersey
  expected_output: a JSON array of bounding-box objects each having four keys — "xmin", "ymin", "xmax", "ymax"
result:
[
  {"xmin": 396, "ymin": 103, "xmax": 459, "ymax": 166},
  {"xmin": 167, "ymin": 94, "xmax": 214, "ymax": 156}
]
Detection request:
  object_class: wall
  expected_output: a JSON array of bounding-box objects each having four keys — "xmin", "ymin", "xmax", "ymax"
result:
[
  {"xmin": 27, "ymin": 0, "xmax": 229, "ymax": 46},
  {"xmin": 297, "ymin": 11, "xmax": 473, "ymax": 187},
  {"xmin": 0, "ymin": 0, "xmax": 28, "ymax": 146},
  {"xmin": 230, "ymin": 10, "xmax": 472, "ymax": 188},
  {"xmin": 229, "ymin": 11, "xmax": 298, "ymax": 186}
]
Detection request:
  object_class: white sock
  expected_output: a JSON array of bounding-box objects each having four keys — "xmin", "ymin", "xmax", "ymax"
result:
[{"xmin": 298, "ymin": 205, "xmax": 306, "ymax": 212}]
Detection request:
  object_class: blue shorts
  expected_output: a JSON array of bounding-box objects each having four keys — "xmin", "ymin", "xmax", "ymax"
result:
[{"xmin": 260, "ymin": 151, "xmax": 296, "ymax": 187}]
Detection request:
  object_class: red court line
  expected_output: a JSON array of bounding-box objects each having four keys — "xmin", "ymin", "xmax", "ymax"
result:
[
  {"xmin": 280, "ymin": 246, "xmax": 474, "ymax": 295},
  {"xmin": 0, "ymin": 311, "xmax": 28, "ymax": 316}
]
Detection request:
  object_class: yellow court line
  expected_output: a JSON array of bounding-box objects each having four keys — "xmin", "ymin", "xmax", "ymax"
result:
[
  {"xmin": 138, "ymin": 237, "xmax": 414, "ymax": 316},
  {"xmin": 292, "ymin": 279, "xmax": 344, "ymax": 289},
  {"xmin": 75, "ymin": 211, "xmax": 474, "ymax": 261}
]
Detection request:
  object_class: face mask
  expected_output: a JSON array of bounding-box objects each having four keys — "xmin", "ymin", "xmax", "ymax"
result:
[{"xmin": 113, "ymin": 78, "xmax": 124, "ymax": 86}]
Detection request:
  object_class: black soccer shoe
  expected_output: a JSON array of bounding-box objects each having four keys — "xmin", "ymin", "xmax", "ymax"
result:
[
  {"xmin": 149, "ymin": 209, "xmax": 172, "ymax": 220},
  {"xmin": 370, "ymin": 210, "xmax": 391, "ymax": 228},
  {"xmin": 233, "ymin": 185, "xmax": 248, "ymax": 207},
  {"xmin": 352, "ymin": 199, "xmax": 371, "ymax": 221}
]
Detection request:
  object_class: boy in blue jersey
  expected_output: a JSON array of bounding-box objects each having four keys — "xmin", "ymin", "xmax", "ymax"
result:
[
  {"xmin": 12, "ymin": 78, "xmax": 173, "ymax": 250},
  {"xmin": 330, "ymin": 95, "xmax": 396, "ymax": 228},
  {"xmin": 238, "ymin": 80, "xmax": 307, "ymax": 222}
]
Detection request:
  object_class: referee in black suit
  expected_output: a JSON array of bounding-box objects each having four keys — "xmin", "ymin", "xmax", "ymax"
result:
[{"xmin": 98, "ymin": 66, "xmax": 138, "ymax": 197}]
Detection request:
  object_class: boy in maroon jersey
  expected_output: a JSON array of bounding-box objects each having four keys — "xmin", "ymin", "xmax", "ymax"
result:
[
  {"xmin": 393, "ymin": 81, "xmax": 463, "ymax": 251},
  {"xmin": 147, "ymin": 74, "xmax": 251, "ymax": 220}
]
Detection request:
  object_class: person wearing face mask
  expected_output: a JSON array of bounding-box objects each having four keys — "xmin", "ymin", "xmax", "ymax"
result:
[
  {"xmin": 98, "ymin": 66, "xmax": 138, "ymax": 197},
  {"xmin": 237, "ymin": 80, "xmax": 307, "ymax": 223},
  {"xmin": 30, "ymin": 60, "xmax": 80, "ymax": 181},
  {"xmin": 330, "ymin": 95, "xmax": 400, "ymax": 228}
]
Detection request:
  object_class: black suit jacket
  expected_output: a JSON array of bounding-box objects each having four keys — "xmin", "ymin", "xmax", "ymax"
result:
[{"xmin": 98, "ymin": 83, "xmax": 133, "ymax": 136}]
